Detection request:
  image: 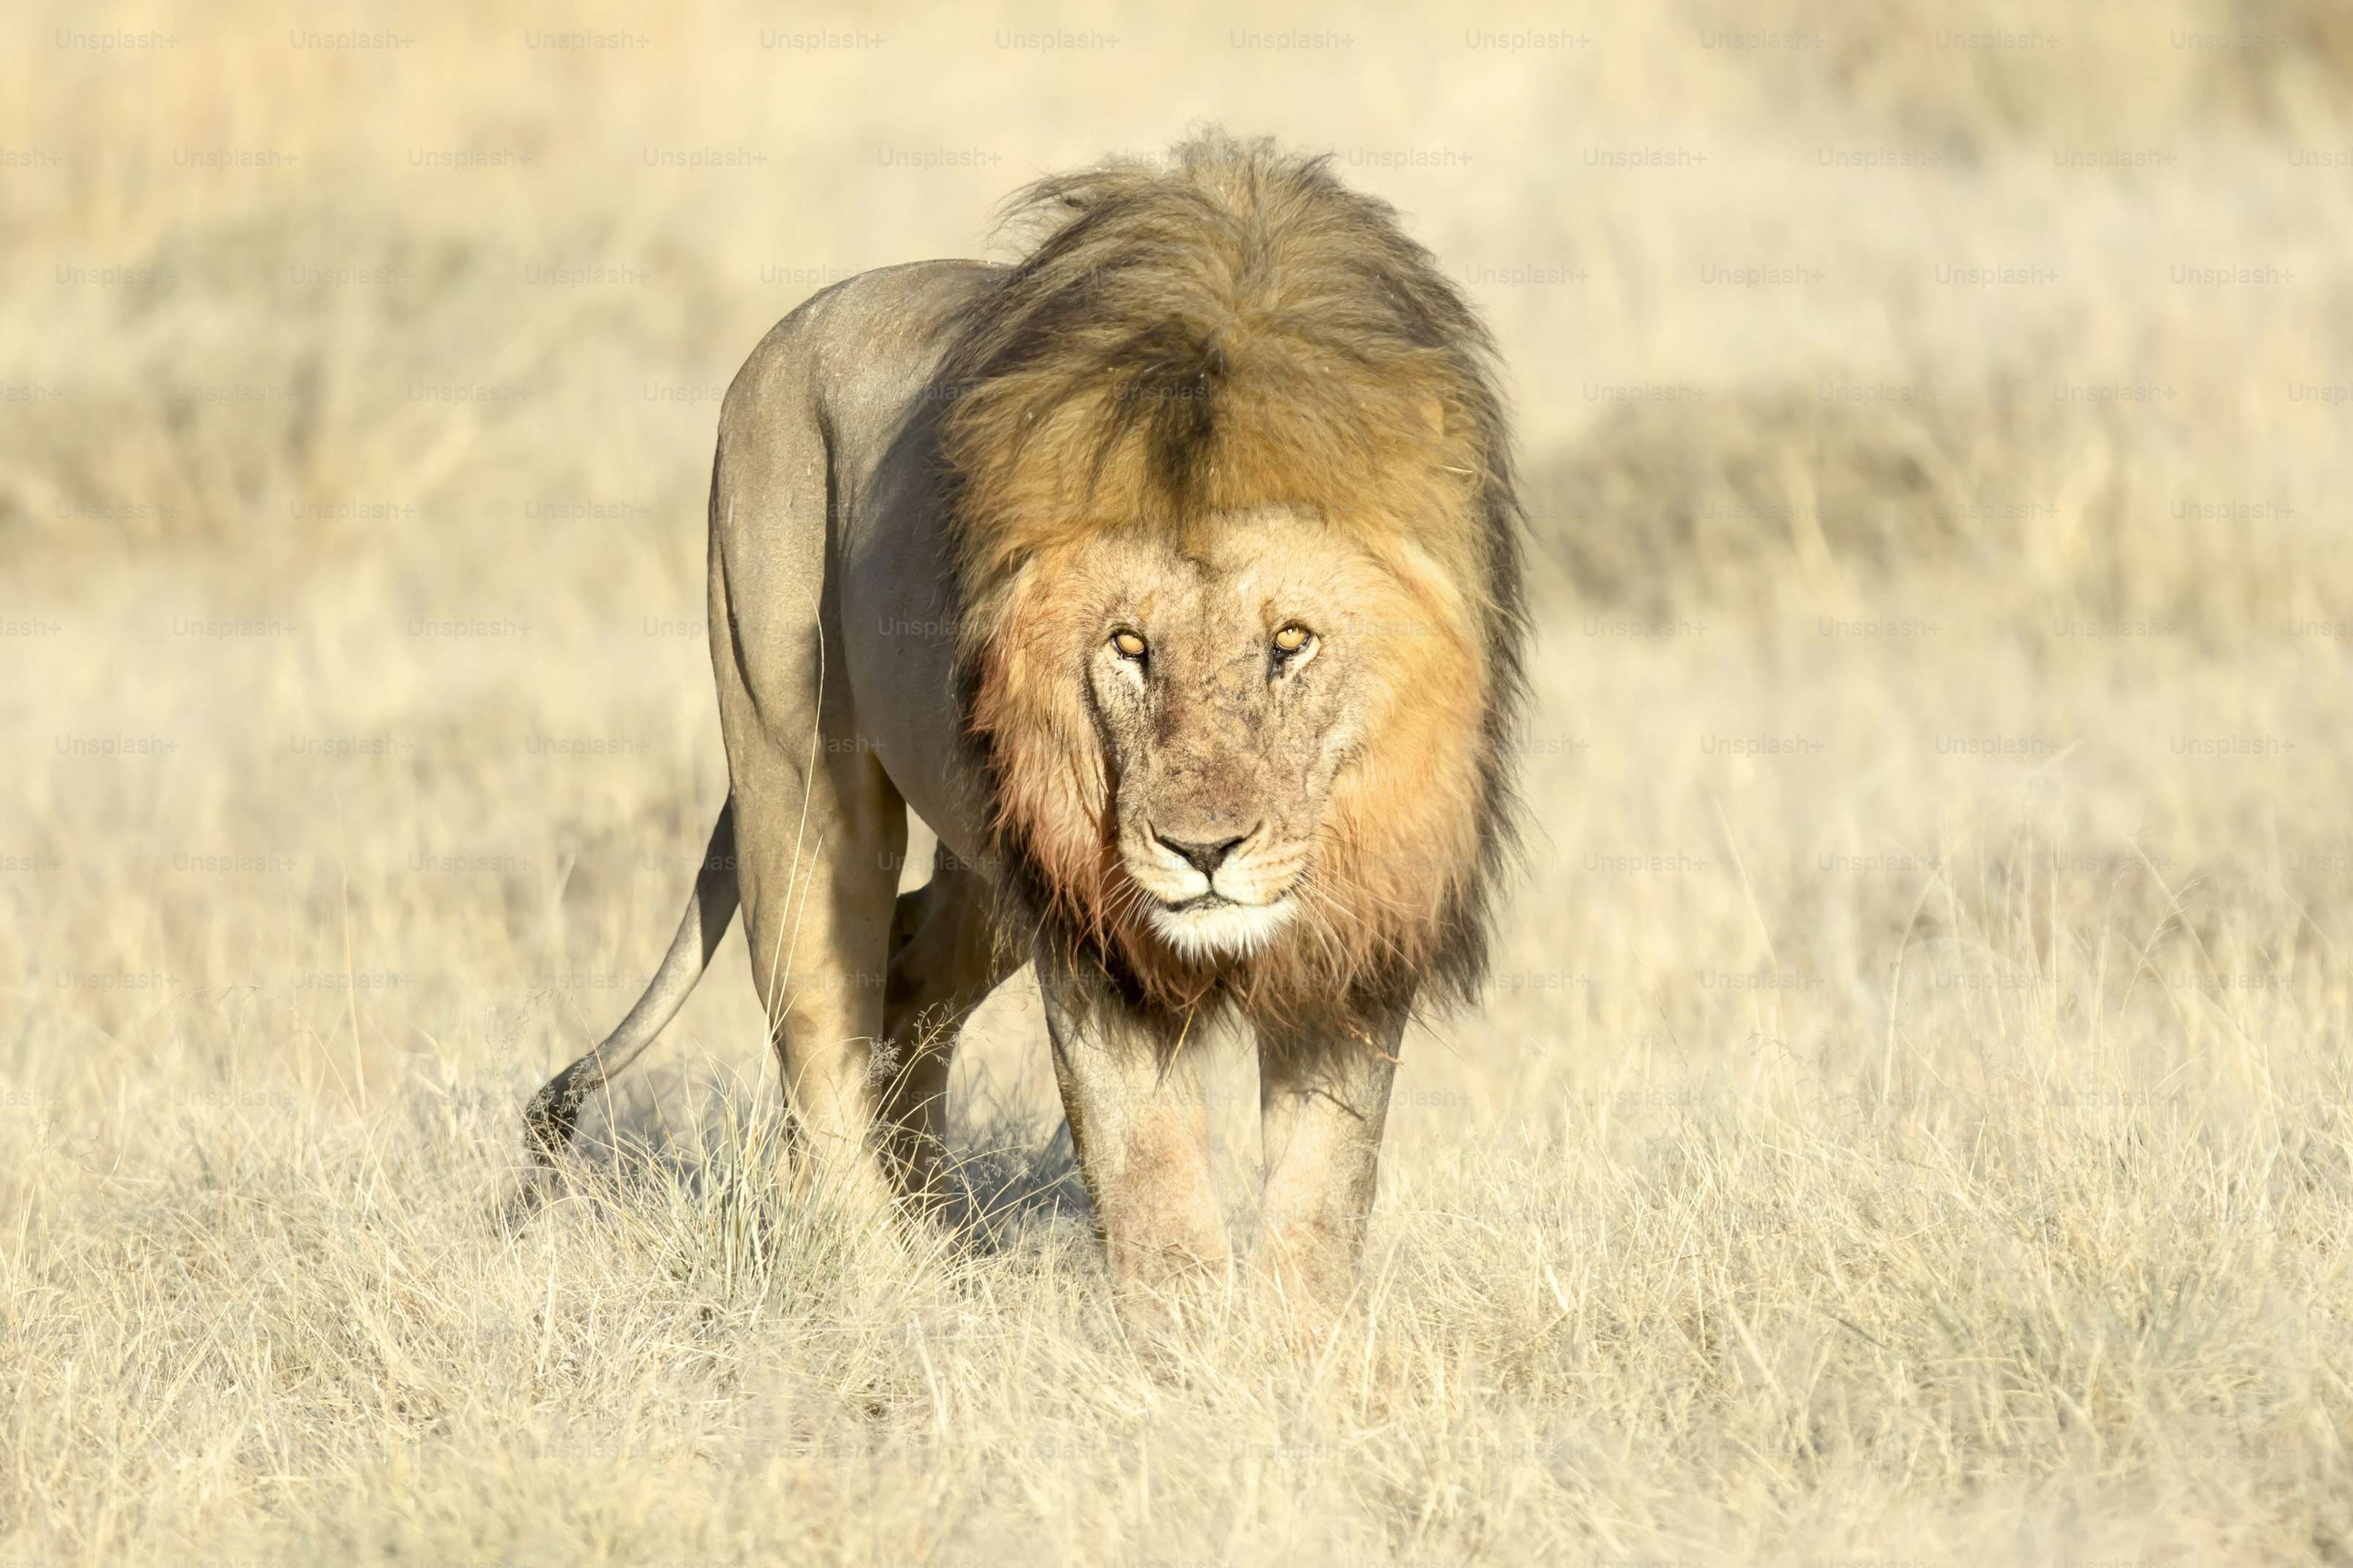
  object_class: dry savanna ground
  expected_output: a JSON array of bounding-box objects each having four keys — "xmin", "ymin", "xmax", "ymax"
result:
[{"xmin": 7, "ymin": 0, "xmax": 2353, "ymax": 1563}]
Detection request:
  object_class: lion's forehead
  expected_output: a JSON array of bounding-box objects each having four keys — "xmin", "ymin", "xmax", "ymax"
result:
[{"xmin": 1091, "ymin": 524, "xmax": 1409, "ymax": 635}]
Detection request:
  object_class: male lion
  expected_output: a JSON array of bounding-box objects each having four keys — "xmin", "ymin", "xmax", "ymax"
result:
[{"xmin": 526, "ymin": 131, "xmax": 1524, "ymax": 1312}]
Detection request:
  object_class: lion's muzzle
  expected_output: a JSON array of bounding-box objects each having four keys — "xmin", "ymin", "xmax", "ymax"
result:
[{"xmin": 1127, "ymin": 820, "xmax": 1309, "ymax": 959}]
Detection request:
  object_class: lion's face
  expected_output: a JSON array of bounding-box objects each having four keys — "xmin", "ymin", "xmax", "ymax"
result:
[
  {"xmin": 979, "ymin": 508, "xmax": 1483, "ymax": 978},
  {"xmin": 1080, "ymin": 515, "xmax": 1372, "ymax": 960}
]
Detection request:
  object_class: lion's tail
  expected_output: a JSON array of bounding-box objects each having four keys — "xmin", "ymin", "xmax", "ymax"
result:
[{"xmin": 523, "ymin": 799, "xmax": 740, "ymax": 1164}]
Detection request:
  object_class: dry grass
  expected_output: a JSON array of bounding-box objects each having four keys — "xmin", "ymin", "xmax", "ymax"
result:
[{"xmin": 7, "ymin": 0, "xmax": 2353, "ymax": 1562}]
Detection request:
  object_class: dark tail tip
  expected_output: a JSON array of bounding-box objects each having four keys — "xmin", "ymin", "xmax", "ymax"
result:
[{"xmin": 522, "ymin": 1070, "xmax": 587, "ymax": 1167}]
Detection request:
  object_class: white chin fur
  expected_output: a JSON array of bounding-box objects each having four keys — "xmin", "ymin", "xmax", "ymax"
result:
[{"xmin": 1145, "ymin": 897, "xmax": 1298, "ymax": 960}]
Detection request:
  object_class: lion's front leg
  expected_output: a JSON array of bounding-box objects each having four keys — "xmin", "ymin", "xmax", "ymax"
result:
[
  {"xmin": 1253, "ymin": 1015, "xmax": 1403, "ymax": 1316},
  {"xmin": 1040, "ymin": 985, "xmax": 1232, "ymax": 1307}
]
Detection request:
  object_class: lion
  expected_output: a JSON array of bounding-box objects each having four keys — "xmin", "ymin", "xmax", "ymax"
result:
[{"xmin": 526, "ymin": 130, "xmax": 1525, "ymax": 1312}]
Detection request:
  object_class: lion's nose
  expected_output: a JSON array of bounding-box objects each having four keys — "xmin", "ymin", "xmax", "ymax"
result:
[{"xmin": 1155, "ymin": 829, "xmax": 1252, "ymax": 876}]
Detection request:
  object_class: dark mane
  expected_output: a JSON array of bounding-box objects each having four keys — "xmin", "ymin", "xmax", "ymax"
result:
[{"xmin": 936, "ymin": 129, "xmax": 1527, "ymax": 1031}]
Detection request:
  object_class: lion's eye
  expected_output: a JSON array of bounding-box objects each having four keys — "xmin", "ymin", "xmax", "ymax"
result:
[
  {"xmin": 1272, "ymin": 624, "xmax": 1311, "ymax": 654},
  {"xmin": 1113, "ymin": 630, "xmax": 1147, "ymax": 660}
]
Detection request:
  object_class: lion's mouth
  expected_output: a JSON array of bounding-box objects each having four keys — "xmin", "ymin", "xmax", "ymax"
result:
[{"xmin": 1143, "ymin": 889, "xmax": 1298, "ymax": 960}]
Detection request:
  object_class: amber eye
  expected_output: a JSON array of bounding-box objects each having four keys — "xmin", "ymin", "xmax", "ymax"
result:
[
  {"xmin": 1272, "ymin": 624, "xmax": 1311, "ymax": 654},
  {"xmin": 1113, "ymin": 630, "xmax": 1147, "ymax": 660}
]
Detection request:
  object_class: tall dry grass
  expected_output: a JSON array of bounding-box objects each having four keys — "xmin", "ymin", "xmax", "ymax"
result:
[{"xmin": 6, "ymin": 0, "xmax": 2353, "ymax": 1562}]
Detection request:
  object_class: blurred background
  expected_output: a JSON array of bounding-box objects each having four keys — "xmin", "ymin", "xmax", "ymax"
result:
[
  {"xmin": 8, "ymin": 0, "xmax": 2353, "ymax": 1095},
  {"xmin": 8, "ymin": 4, "xmax": 2353, "ymax": 1558},
  {"xmin": 10, "ymin": 0, "xmax": 2353, "ymax": 1187}
]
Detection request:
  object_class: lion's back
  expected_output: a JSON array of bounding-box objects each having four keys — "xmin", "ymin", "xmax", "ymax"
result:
[{"xmin": 720, "ymin": 260, "xmax": 1002, "ymax": 491}]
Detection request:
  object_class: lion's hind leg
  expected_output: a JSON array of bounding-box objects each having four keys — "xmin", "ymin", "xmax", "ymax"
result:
[{"xmin": 875, "ymin": 845, "xmax": 1016, "ymax": 1212}]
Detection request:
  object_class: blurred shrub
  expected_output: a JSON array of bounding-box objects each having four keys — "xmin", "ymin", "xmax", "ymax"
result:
[{"xmin": 1523, "ymin": 374, "xmax": 2333, "ymax": 641}]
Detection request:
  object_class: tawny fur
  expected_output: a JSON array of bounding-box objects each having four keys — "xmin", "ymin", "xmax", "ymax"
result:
[{"xmin": 527, "ymin": 135, "xmax": 1526, "ymax": 1274}]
